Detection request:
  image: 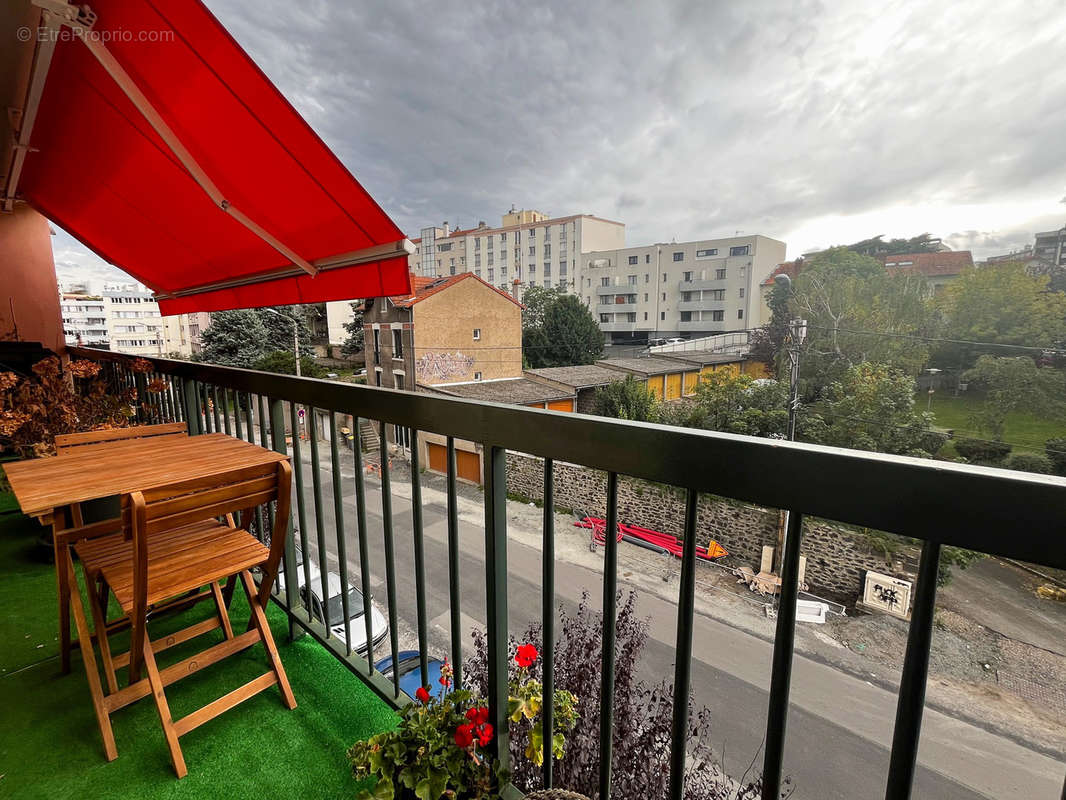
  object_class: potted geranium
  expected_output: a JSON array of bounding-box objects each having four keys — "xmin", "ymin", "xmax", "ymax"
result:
[{"xmin": 348, "ymin": 646, "xmax": 577, "ymax": 800}]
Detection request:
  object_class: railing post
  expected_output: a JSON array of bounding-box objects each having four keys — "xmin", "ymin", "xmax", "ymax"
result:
[
  {"xmin": 182, "ymin": 379, "xmax": 202, "ymax": 435},
  {"xmin": 269, "ymin": 398, "xmax": 299, "ymax": 641},
  {"xmin": 668, "ymin": 488, "xmax": 699, "ymax": 800},
  {"xmin": 599, "ymin": 471, "xmax": 620, "ymax": 800},
  {"xmin": 541, "ymin": 457, "xmax": 555, "ymax": 789},
  {"xmin": 885, "ymin": 540, "xmax": 941, "ymax": 800},
  {"xmin": 483, "ymin": 445, "xmax": 510, "ymax": 772},
  {"xmin": 762, "ymin": 510, "xmax": 805, "ymax": 799}
]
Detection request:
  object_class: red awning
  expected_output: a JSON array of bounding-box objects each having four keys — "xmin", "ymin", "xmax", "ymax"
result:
[{"xmin": 16, "ymin": 0, "xmax": 411, "ymax": 313}]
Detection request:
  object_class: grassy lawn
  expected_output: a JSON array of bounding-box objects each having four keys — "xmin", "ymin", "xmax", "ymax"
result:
[{"xmin": 920, "ymin": 391, "xmax": 1066, "ymax": 454}]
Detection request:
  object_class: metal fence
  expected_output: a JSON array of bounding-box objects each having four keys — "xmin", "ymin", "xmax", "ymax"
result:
[{"xmin": 75, "ymin": 347, "xmax": 1066, "ymax": 800}]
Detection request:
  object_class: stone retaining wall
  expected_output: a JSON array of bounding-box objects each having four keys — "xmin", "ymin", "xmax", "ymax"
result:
[{"xmin": 505, "ymin": 451, "xmax": 915, "ymax": 602}]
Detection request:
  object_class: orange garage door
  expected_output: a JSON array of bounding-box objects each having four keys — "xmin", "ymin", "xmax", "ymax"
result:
[
  {"xmin": 648, "ymin": 376, "xmax": 664, "ymax": 399},
  {"xmin": 547, "ymin": 399, "xmax": 574, "ymax": 412},
  {"xmin": 426, "ymin": 443, "xmax": 482, "ymax": 483}
]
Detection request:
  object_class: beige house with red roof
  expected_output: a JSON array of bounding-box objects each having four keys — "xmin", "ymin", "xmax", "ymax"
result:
[{"xmin": 362, "ymin": 271, "xmax": 523, "ymax": 391}]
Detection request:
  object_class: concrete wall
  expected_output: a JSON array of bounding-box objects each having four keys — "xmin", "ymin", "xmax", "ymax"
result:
[
  {"xmin": 0, "ymin": 205, "xmax": 63, "ymax": 351},
  {"xmin": 505, "ymin": 451, "xmax": 915, "ymax": 602},
  {"xmin": 413, "ymin": 277, "xmax": 522, "ymax": 383}
]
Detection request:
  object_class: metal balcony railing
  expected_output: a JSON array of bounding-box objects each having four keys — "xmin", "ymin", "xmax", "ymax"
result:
[{"xmin": 70, "ymin": 346, "xmax": 1066, "ymax": 800}]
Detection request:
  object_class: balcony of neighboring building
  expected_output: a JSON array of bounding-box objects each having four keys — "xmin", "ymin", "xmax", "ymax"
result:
[
  {"xmin": 677, "ymin": 298, "xmax": 726, "ymax": 313},
  {"xmin": 678, "ymin": 278, "xmax": 726, "ymax": 292}
]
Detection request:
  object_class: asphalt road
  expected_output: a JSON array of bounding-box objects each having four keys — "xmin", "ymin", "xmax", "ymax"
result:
[{"xmin": 287, "ymin": 446, "xmax": 1065, "ymax": 800}]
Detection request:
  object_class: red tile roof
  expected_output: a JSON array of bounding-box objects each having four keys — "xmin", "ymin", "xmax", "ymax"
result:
[
  {"xmin": 881, "ymin": 251, "xmax": 973, "ymax": 277},
  {"xmin": 390, "ymin": 271, "xmax": 523, "ymax": 309},
  {"xmin": 761, "ymin": 260, "xmax": 805, "ymax": 287}
]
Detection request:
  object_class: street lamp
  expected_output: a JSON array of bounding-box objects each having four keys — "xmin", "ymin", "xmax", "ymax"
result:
[
  {"xmin": 772, "ymin": 273, "xmax": 807, "ymax": 578},
  {"xmin": 923, "ymin": 368, "xmax": 942, "ymax": 412},
  {"xmin": 264, "ymin": 308, "xmax": 301, "ymax": 377}
]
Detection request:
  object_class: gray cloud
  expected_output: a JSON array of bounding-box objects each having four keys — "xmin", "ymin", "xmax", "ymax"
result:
[{"xmin": 53, "ymin": 0, "xmax": 1066, "ymax": 285}]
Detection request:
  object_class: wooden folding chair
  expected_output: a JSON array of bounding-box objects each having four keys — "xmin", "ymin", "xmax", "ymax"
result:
[
  {"xmin": 52, "ymin": 423, "xmax": 188, "ymax": 673},
  {"xmin": 72, "ymin": 460, "xmax": 296, "ymax": 778}
]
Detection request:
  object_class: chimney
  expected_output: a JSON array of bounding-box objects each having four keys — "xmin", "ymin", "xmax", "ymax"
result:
[
  {"xmin": 478, "ymin": 220, "xmax": 487, "ymax": 229},
  {"xmin": 441, "ymin": 222, "xmax": 450, "ymax": 237}
]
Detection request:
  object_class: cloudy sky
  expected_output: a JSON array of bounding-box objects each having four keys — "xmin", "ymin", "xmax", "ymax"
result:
[{"xmin": 55, "ymin": 0, "xmax": 1066, "ymax": 284}]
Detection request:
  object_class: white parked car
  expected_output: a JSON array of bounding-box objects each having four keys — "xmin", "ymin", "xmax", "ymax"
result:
[{"xmin": 278, "ymin": 547, "xmax": 388, "ymax": 656}]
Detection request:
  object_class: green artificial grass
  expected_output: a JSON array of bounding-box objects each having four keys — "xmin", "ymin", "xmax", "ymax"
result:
[
  {"xmin": 921, "ymin": 391, "xmax": 1066, "ymax": 455},
  {"xmin": 0, "ymin": 499, "xmax": 397, "ymax": 800}
]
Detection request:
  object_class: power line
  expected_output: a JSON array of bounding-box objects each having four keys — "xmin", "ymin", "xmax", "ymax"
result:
[{"xmin": 802, "ymin": 324, "xmax": 1066, "ymax": 356}]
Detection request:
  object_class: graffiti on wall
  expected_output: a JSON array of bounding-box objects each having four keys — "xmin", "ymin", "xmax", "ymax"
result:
[{"xmin": 416, "ymin": 350, "xmax": 476, "ymax": 382}]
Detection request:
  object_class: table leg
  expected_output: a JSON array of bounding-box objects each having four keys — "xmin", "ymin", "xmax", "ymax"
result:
[{"xmin": 52, "ymin": 510, "xmax": 72, "ymax": 675}]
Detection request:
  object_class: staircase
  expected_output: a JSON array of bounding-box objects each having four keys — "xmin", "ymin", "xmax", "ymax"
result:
[{"xmin": 358, "ymin": 418, "xmax": 379, "ymax": 454}]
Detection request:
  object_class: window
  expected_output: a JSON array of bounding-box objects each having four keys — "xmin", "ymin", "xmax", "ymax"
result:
[
  {"xmin": 660, "ymin": 312, "xmax": 666, "ymax": 321},
  {"xmin": 529, "ymin": 246, "xmax": 536, "ymax": 256},
  {"xmin": 475, "ymin": 254, "xmax": 481, "ymax": 267},
  {"xmin": 673, "ymin": 252, "xmax": 684, "ymax": 262},
  {"xmin": 644, "ymin": 312, "xmax": 648, "ymax": 320},
  {"xmin": 500, "ymin": 233, "xmax": 507, "ymax": 243},
  {"xmin": 644, "ymin": 293, "xmax": 649, "ymax": 301},
  {"xmin": 738, "ymin": 309, "xmax": 744, "ymax": 319},
  {"xmin": 601, "ymin": 277, "xmax": 610, "ymax": 287},
  {"xmin": 559, "ymin": 262, "xmax": 567, "ymax": 275},
  {"xmin": 707, "ymin": 289, "xmax": 725, "ymax": 300},
  {"xmin": 392, "ymin": 329, "xmax": 403, "ymax": 357},
  {"xmin": 501, "ymin": 266, "xmax": 508, "ymax": 277},
  {"xmin": 683, "ymin": 271, "xmax": 693, "ymax": 281},
  {"xmin": 626, "ymin": 313, "xmax": 637, "ymax": 322},
  {"xmin": 438, "ymin": 242, "xmax": 452, "ymax": 252},
  {"xmin": 662, "ymin": 273, "xmax": 667, "ymax": 282},
  {"xmin": 530, "ymin": 264, "xmax": 537, "ymax": 275},
  {"xmin": 682, "ymin": 292, "xmax": 693, "ymax": 302},
  {"xmin": 628, "ymin": 274, "xmax": 637, "ymax": 285},
  {"xmin": 528, "ymin": 227, "xmax": 535, "ymax": 238},
  {"xmin": 474, "ymin": 372, "xmax": 482, "ymax": 381},
  {"xmin": 488, "ymin": 268, "xmax": 495, "ymax": 281},
  {"xmin": 644, "ymin": 274, "xmax": 650, "ymax": 283},
  {"xmin": 487, "ymin": 237, "xmax": 493, "ymax": 250},
  {"xmin": 711, "ymin": 310, "xmax": 724, "ymax": 321},
  {"xmin": 696, "ymin": 248, "xmax": 718, "ymax": 258},
  {"xmin": 740, "ymin": 267, "xmax": 746, "ymax": 277},
  {"xmin": 487, "ymin": 253, "xmax": 494, "ymax": 266},
  {"xmin": 716, "ymin": 269, "xmax": 727, "ymax": 280},
  {"xmin": 680, "ymin": 311, "xmax": 692, "ymax": 322},
  {"xmin": 450, "ymin": 264, "xmax": 456, "ymax": 275},
  {"xmin": 372, "ymin": 329, "xmax": 380, "ymax": 364},
  {"xmin": 730, "ymin": 245, "xmax": 750, "ymax": 256},
  {"xmin": 544, "ymin": 226, "xmax": 550, "ymax": 237},
  {"xmin": 544, "ymin": 262, "xmax": 551, "ymax": 276},
  {"xmin": 475, "ymin": 239, "xmax": 481, "ymax": 251},
  {"xmin": 739, "ymin": 288, "xmax": 745, "ymax": 298},
  {"xmin": 473, "ymin": 328, "xmax": 481, "ymax": 341},
  {"xmin": 544, "ymin": 243, "xmax": 551, "ymax": 257},
  {"xmin": 600, "ymin": 313, "xmax": 610, "ymax": 323},
  {"xmin": 395, "ymin": 373, "xmax": 405, "ymax": 391},
  {"xmin": 557, "ymin": 280, "xmax": 567, "ymax": 290},
  {"xmin": 560, "ymin": 227, "xmax": 566, "ymax": 240},
  {"xmin": 645, "ymin": 254, "xmax": 651, "ymax": 263},
  {"xmin": 544, "ymin": 279, "xmax": 552, "ymax": 288},
  {"xmin": 662, "ymin": 293, "xmax": 666, "ymax": 301},
  {"xmin": 628, "ymin": 255, "xmax": 638, "ymax": 265}
]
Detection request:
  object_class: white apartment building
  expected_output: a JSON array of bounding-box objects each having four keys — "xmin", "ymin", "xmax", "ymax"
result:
[
  {"xmin": 414, "ymin": 207, "xmax": 625, "ymax": 295},
  {"xmin": 325, "ymin": 207, "xmax": 626, "ymax": 347},
  {"xmin": 580, "ymin": 235, "xmax": 786, "ymax": 342},
  {"xmin": 60, "ymin": 280, "xmax": 209, "ymax": 356}
]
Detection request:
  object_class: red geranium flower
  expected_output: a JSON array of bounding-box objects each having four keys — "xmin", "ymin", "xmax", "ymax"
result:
[
  {"xmin": 515, "ymin": 643, "xmax": 538, "ymax": 668},
  {"xmin": 465, "ymin": 706, "xmax": 489, "ymax": 725},
  {"xmin": 454, "ymin": 722, "xmax": 475, "ymax": 748},
  {"xmin": 477, "ymin": 723, "xmax": 494, "ymax": 747},
  {"xmin": 415, "ymin": 686, "xmax": 430, "ymax": 703}
]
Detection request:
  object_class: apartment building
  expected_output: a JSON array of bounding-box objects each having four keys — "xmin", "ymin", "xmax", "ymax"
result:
[
  {"xmin": 1033, "ymin": 224, "xmax": 1066, "ymax": 268},
  {"xmin": 60, "ymin": 281, "xmax": 208, "ymax": 356},
  {"xmin": 581, "ymin": 235, "xmax": 786, "ymax": 342},
  {"xmin": 413, "ymin": 207, "xmax": 625, "ymax": 297}
]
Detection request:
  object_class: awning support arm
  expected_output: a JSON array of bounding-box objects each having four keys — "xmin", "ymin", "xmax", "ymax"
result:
[
  {"xmin": 2, "ymin": 8, "xmax": 64, "ymax": 212},
  {"xmin": 31, "ymin": 0, "xmax": 319, "ymax": 276}
]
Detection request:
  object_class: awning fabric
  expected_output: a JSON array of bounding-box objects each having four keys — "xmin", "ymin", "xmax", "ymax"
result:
[{"xmin": 20, "ymin": 0, "xmax": 411, "ymax": 313}]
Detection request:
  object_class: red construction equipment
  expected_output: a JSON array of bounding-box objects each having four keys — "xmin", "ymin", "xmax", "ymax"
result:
[{"xmin": 575, "ymin": 516, "xmax": 728, "ymax": 562}]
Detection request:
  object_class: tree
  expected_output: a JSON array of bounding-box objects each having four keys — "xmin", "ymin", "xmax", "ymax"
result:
[
  {"xmin": 255, "ymin": 306, "xmax": 314, "ymax": 355},
  {"xmin": 961, "ymin": 355, "xmax": 1066, "ymax": 440},
  {"xmin": 519, "ymin": 285, "xmax": 562, "ymax": 331},
  {"xmin": 805, "ymin": 362, "xmax": 944, "ymax": 456},
  {"xmin": 746, "ymin": 278, "xmax": 790, "ymax": 370},
  {"xmin": 523, "ymin": 292, "xmax": 604, "ymax": 368},
  {"xmin": 254, "ymin": 350, "xmax": 327, "ymax": 378},
  {"xmin": 789, "ymin": 248, "xmax": 937, "ymax": 392},
  {"xmin": 198, "ymin": 309, "xmax": 268, "ymax": 367},
  {"xmin": 846, "ymin": 232, "xmax": 942, "ymax": 255},
  {"xmin": 340, "ymin": 302, "xmax": 365, "ymax": 356},
  {"xmin": 686, "ymin": 370, "xmax": 788, "ymax": 437},
  {"xmin": 935, "ymin": 263, "xmax": 1066, "ymax": 370},
  {"xmin": 594, "ymin": 376, "xmax": 660, "ymax": 422}
]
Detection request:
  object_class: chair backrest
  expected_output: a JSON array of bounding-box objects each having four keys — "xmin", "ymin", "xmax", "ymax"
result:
[
  {"xmin": 124, "ymin": 460, "xmax": 293, "ymax": 614},
  {"xmin": 55, "ymin": 422, "xmax": 188, "ymax": 454}
]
